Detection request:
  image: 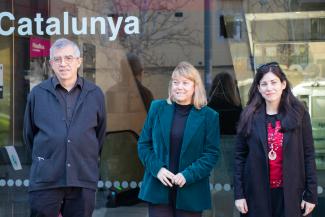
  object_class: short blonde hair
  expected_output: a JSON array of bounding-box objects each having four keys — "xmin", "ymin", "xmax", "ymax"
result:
[{"xmin": 167, "ymin": 61, "xmax": 207, "ymax": 109}]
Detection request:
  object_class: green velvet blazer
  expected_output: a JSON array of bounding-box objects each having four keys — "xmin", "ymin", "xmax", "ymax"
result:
[{"xmin": 138, "ymin": 99, "xmax": 220, "ymax": 212}]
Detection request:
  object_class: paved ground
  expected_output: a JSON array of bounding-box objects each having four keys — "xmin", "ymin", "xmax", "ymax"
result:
[{"xmin": 93, "ymin": 204, "xmax": 148, "ymax": 217}]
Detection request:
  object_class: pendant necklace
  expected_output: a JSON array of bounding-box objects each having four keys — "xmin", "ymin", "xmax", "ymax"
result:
[
  {"xmin": 268, "ymin": 143, "xmax": 277, "ymax": 160},
  {"xmin": 267, "ymin": 121, "xmax": 281, "ymax": 161}
]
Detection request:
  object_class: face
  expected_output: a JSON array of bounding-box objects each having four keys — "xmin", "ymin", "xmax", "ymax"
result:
[
  {"xmin": 50, "ymin": 45, "xmax": 82, "ymax": 83},
  {"xmin": 171, "ymin": 76, "xmax": 195, "ymax": 105},
  {"xmin": 258, "ymin": 72, "xmax": 286, "ymax": 105}
]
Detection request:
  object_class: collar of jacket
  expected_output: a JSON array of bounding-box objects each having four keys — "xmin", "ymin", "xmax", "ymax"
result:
[
  {"xmin": 254, "ymin": 103, "xmax": 299, "ymax": 131},
  {"xmin": 38, "ymin": 77, "xmax": 98, "ymax": 110},
  {"xmin": 39, "ymin": 77, "xmax": 97, "ymax": 94},
  {"xmin": 157, "ymin": 101, "xmax": 205, "ymax": 156},
  {"xmin": 52, "ymin": 75, "xmax": 84, "ymax": 90},
  {"xmin": 254, "ymin": 103, "xmax": 297, "ymax": 157}
]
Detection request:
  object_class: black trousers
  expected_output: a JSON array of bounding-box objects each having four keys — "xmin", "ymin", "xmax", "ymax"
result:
[
  {"xmin": 271, "ymin": 187, "xmax": 285, "ymax": 217},
  {"xmin": 29, "ymin": 187, "xmax": 96, "ymax": 217},
  {"xmin": 148, "ymin": 203, "xmax": 202, "ymax": 217}
]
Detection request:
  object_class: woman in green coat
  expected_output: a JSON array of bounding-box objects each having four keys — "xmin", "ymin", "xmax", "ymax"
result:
[{"xmin": 137, "ymin": 61, "xmax": 220, "ymax": 217}]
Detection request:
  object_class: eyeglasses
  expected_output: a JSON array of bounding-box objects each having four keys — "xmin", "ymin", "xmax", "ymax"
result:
[
  {"xmin": 50, "ymin": 55, "xmax": 78, "ymax": 65},
  {"xmin": 172, "ymin": 79, "xmax": 194, "ymax": 88},
  {"xmin": 256, "ymin": 61, "xmax": 279, "ymax": 71}
]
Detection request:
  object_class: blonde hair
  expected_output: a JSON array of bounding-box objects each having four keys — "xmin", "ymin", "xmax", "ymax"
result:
[{"xmin": 167, "ymin": 61, "xmax": 207, "ymax": 109}]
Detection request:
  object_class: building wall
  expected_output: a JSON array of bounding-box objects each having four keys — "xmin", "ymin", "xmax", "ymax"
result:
[{"xmin": 0, "ymin": 0, "xmax": 325, "ymax": 216}]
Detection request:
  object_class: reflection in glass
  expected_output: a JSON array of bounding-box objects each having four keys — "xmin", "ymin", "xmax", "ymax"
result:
[{"xmin": 208, "ymin": 72, "xmax": 242, "ymax": 135}]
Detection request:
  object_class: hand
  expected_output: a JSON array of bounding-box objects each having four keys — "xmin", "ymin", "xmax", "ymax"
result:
[
  {"xmin": 157, "ymin": 168, "xmax": 175, "ymax": 187},
  {"xmin": 235, "ymin": 199, "xmax": 248, "ymax": 214},
  {"xmin": 301, "ymin": 200, "xmax": 315, "ymax": 216},
  {"xmin": 173, "ymin": 173, "xmax": 186, "ymax": 187}
]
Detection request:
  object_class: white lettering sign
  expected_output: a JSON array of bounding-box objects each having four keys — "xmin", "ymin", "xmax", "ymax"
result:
[
  {"xmin": 32, "ymin": 42, "xmax": 45, "ymax": 52},
  {"xmin": 0, "ymin": 11, "xmax": 140, "ymax": 40}
]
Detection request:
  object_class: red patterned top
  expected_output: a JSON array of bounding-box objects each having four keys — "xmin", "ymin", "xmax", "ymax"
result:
[{"xmin": 267, "ymin": 120, "xmax": 284, "ymax": 188}]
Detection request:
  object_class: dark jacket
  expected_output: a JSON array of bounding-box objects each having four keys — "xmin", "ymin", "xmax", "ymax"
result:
[
  {"xmin": 23, "ymin": 77, "xmax": 106, "ymax": 191},
  {"xmin": 234, "ymin": 106, "xmax": 317, "ymax": 217},
  {"xmin": 138, "ymin": 100, "xmax": 220, "ymax": 212}
]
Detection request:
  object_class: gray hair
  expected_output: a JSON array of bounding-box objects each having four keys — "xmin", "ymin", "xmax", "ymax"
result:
[{"xmin": 50, "ymin": 38, "xmax": 80, "ymax": 59}]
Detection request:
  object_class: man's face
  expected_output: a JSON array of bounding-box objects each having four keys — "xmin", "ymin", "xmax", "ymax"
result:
[{"xmin": 50, "ymin": 45, "xmax": 82, "ymax": 83}]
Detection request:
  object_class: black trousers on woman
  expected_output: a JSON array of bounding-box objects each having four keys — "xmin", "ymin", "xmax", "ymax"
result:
[
  {"xmin": 271, "ymin": 187, "xmax": 285, "ymax": 217},
  {"xmin": 148, "ymin": 203, "xmax": 202, "ymax": 217}
]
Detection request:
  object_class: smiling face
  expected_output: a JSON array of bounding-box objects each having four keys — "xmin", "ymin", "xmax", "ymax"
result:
[
  {"xmin": 171, "ymin": 75, "xmax": 195, "ymax": 105},
  {"xmin": 49, "ymin": 45, "xmax": 82, "ymax": 84},
  {"xmin": 258, "ymin": 71, "xmax": 286, "ymax": 106}
]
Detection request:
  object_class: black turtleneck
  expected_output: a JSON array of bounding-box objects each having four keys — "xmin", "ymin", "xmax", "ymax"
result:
[
  {"xmin": 169, "ymin": 103, "xmax": 192, "ymax": 174},
  {"xmin": 169, "ymin": 103, "xmax": 192, "ymax": 207},
  {"xmin": 266, "ymin": 113, "xmax": 278, "ymax": 128}
]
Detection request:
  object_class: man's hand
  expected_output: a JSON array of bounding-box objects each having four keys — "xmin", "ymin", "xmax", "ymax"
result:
[
  {"xmin": 235, "ymin": 198, "xmax": 248, "ymax": 214},
  {"xmin": 301, "ymin": 200, "xmax": 315, "ymax": 216},
  {"xmin": 173, "ymin": 173, "xmax": 186, "ymax": 187},
  {"xmin": 157, "ymin": 168, "xmax": 175, "ymax": 187}
]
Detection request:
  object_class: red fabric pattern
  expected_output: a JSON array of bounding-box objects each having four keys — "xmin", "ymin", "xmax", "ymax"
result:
[{"xmin": 267, "ymin": 120, "xmax": 284, "ymax": 188}]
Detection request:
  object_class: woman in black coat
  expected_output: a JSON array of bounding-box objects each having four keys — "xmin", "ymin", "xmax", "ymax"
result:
[{"xmin": 234, "ymin": 62, "xmax": 317, "ymax": 217}]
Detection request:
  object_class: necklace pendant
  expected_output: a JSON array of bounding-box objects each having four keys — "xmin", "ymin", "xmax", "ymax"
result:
[{"xmin": 268, "ymin": 150, "xmax": 277, "ymax": 160}]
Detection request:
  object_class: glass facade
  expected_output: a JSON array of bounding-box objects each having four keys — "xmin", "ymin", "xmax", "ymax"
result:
[{"xmin": 0, "ymin": 0, "xmax": 325, "ymax": 216}]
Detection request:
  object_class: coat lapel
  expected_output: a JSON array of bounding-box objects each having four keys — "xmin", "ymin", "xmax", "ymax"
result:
[
  {"xmin": 181, "ymin": 108, "xmax": 204, "ymax": 156},
  {"xmin": 73, "ymin": 87, "xmax": 88, "ymax": 113},
  {"xmin": 278, "ymin": 113, "xmax": 296, "ymax": 151},
  {"xmin": 71, "ymin": 79, "xmax": 96, "ymax": 121},
  {"xmin": 255, "ymin": 108, "xmax": 269, "ymax": 158},
  {"xmin": 158, "ymin": 103, "xmax": 174, "ymax": 152},
  {"xmin": 255, "ymin": 107, "xmax": 298, "ymax": 157}
]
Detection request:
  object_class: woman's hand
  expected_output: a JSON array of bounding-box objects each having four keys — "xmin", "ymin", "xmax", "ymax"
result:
[
  {"xmin": 235, "ymin": 198, "xmax": 248, "ymax": 214},
  {"xmin": 157, "ymin": 168, "xmax": 175, "ymax": 187},
  {"xmin": 301, "ymin": 200, "xmax": 315, "ymax": 216},
  {"xmin": 173, "ymin": 173, "xmax": 186, "ymax": 187}
]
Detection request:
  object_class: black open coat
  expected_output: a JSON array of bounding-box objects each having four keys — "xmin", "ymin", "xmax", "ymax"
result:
[{"xmin": 234, "ymin": 106, "xmax": 317, "ymax": 217}]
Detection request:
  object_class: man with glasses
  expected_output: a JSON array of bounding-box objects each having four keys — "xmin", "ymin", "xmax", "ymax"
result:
[{"xmin": 23, "ymin": 38, "xmax": 106, "ymax": 217}]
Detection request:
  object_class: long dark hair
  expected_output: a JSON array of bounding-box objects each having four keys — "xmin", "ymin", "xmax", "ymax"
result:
[{"xmin": 237, "ymin": 62, "xmax": 305, "ymax": 136}]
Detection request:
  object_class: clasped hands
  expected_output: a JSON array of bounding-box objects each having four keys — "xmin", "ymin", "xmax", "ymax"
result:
[{"xmin": 157, "ymin": 167, "xmax": 186, "ymax": 187}]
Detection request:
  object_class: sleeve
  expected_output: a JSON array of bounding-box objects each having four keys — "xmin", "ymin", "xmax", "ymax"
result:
[
  {"xmin": 23, "ymin": 92, "xmax": 37, "ymax": 151},
  {"xmin": 96, "ymin": 89, "xmax": 107, "ymax": 156},
  {"xmin": 301, "ymin": 111, "xmax": 318, "ymax": 204},
  {"xmin": 181, "ymin": 111, "xmax": 220, "ymax": 185},
  {"xmin": 233, "ymin": 131, "xmax": 248, "ymax": 200},
  {"xmin": 137, "ymin": 100, "xmax": 165, "ymax": 177}
]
